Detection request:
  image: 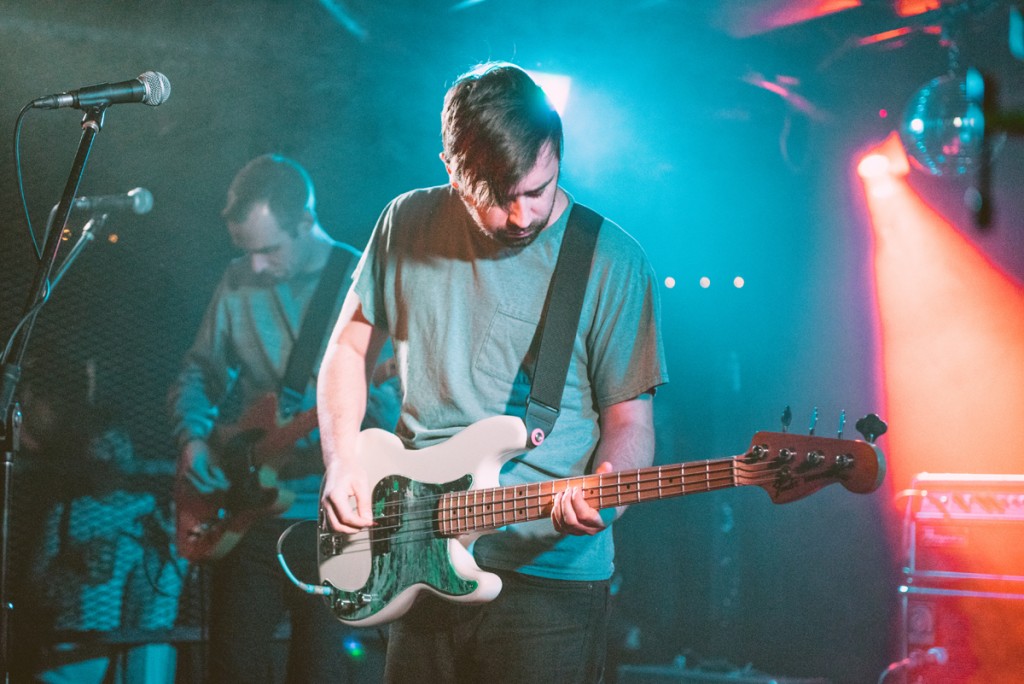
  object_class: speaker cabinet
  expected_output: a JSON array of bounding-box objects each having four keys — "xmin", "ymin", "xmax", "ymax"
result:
[{"xmin": 902, "ymin": 588, "xmax": 1024, "ymax": 684}]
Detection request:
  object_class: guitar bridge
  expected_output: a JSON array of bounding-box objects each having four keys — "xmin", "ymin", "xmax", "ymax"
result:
[{"xmin": 319, "ymin": 532, "xmax": 348, "ymax": 557}]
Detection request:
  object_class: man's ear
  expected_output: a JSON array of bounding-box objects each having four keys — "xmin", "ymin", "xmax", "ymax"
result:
[
  {"xmin": 296, "ymin": 209, "xmax": 316, "ymax": 235},
  {"xmin": 439, "ymin": 152, "xmax": 459, "ymax": 189}
]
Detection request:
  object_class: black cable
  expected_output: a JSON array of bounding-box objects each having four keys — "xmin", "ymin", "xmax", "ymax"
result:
[
  {"xmin": 0, "ymin": 280, "xmax": 50, "ymax": 366},
  {"xmin": 11, "ymin": 102, "xmax": 42, "ymax": 261}
]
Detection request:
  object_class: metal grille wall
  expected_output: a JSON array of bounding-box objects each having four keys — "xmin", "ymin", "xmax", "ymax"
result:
[{"xmin": 1, "ymin": 205, "xmax": 214, "ymax": 675}]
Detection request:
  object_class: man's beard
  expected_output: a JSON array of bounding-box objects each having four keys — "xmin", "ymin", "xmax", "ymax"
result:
[
  {"xmin": 492, "ymin": 220, "xmax": 546, "ymax": 247},
  {"xmin": 489, "ymin": 203, "xmax": 553, "ymax": 247},
  {"xmin": 251, "ymin": 267, "xmax": 290, "ymax": 285},
  {"xmin": 460, "ymin": 191, "xmax": 555, "ymax": 248}
]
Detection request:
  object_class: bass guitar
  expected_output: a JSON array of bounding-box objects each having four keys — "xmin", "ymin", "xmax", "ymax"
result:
[
  {"xmin": 176, "ymin": 358, "xmax": 399, "ymax": 562},
  {"xmin": 175, "ymin": 393, "xmax": 317, "ymax": 562},
  {"xmin": 317, "ymin": 414, "xmax": 886, "ymax": 626}
]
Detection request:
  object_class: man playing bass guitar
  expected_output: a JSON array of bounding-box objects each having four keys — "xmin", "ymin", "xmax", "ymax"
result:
[{"xmin": 317, "ymin": 63, "xmax": 669, "ymax": 684}]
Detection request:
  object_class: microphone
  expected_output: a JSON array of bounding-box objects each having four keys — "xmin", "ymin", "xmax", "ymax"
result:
[
  {"xmin": 73, "ymin": 188, "xmax": 154, "ymax": 215},
  {"xmin": 31, "ymin": 71, "xmax": 171, "ymax": 110}
]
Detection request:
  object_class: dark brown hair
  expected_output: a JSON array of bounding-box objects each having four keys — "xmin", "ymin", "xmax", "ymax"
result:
[
  {"xmin": 441, "ymin": 63, "xmax": 563, "ymax": 206},
  {"xmin": 222, "ymin": 154, "xmax": 316, "ymax": 235}
]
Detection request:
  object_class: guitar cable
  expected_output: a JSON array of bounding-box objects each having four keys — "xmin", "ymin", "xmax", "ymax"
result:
[{"xmin": 277, "ymin": 519, "xmax": 333, "ymax": 596}]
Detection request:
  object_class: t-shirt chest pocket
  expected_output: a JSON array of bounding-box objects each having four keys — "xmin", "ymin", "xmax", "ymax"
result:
[{"xmin": 473, "ymin": 309, "xmax": 539, "ymax": 384}]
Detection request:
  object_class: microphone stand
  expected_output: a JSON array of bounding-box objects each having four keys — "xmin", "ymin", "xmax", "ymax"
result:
[
  {"xmin": 51, "ymin": 214, "xmax": 110, "ymax": 291},
  {"xmin": 0, "ymin": 104, "xmax": 108, "ymax": 682}
]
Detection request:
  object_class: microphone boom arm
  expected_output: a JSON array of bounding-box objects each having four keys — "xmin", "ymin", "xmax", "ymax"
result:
[{"xmin": 50, "ymin": 215, "xmax": 107, "ymax": 292}]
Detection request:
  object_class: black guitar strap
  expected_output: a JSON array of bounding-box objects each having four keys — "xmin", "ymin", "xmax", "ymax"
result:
[
  {"xmin": 279, "ymin": 243, "xmax": 359, "ymax": 416},
  {"xmin": 523, "ymin": 203, "xmax": 603, "ymax": 448}
]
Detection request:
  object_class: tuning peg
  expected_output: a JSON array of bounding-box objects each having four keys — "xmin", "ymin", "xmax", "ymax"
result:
[
  {"xmin": 808, "ymin": 406, "xmax": 819, "ymax": 435},
  {"xmin": 781, "ymin": 405, "xmax": 792, "ymax": 433},
  {"xmin": 855, "ymin": 413, "xmax": 888, "ymax": 444},
  {"xmin": 837, "ymin": 410, "xmax": 846, "ymax": 439}
]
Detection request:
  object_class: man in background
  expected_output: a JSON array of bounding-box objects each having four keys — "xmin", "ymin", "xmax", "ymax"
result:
[{"xmin": 169, "ymin": 154, "xmax": 398, "ymax": 681}]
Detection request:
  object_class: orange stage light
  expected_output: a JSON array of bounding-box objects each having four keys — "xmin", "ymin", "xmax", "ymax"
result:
[{"xmin": 858, "ymin": 132, "xmax": 1024, "ymax": 497}]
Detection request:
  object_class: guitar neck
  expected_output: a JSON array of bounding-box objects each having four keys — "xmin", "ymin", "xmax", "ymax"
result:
[{"xmin": 437, "ymin": 456, "xmax": 745, "ymax": 537}]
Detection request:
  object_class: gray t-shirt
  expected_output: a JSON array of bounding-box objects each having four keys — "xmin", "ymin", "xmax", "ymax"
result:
[
  {"xmin": 354, "ymin": 185, "xmax": 668, "ymax": 580},
  {"xmin": 169, "ymin": 242, "xmax": 377, "ymax": 519}
]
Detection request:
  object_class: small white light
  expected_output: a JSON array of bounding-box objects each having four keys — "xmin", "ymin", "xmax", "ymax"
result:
[
  {"xmin": 857, "ymin": 153, "xmax": 891, "ymax": 179},
  {"xmin": 733, "ymin": 276, "xmax": 744, "ymax": 288},
  {"xmin": 664, "ymin": 276, "xmax": 676, "ymax": 289},
  {"xmin": 699, "ymin": 276, "xmax": 711, "ymax": 289}
]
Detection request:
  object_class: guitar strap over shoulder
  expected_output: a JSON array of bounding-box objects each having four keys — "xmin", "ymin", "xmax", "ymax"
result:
[
  {"xmin": 280, "ymin": 244, "xmax": 358, "ymax": 416},
  {"xmin": 523, "ymin": 202, "xmax": 603, "ymax": 448}
]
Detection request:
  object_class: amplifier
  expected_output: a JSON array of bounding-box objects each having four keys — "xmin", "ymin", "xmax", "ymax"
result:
[
  {"xmin": 904, "ymin": 473, "xmax": 1024, "ymax": 587},
  {"xmin": 910, "ymin": 473, "xmax": 1024, "ymax": 521},
  {"xmin": 900, "ymin": 473, "xmax": 1024, "ymax": 682},
  {"xmin": 900, "ymin": 588, "xmax": 1024, "ymax": 684}
]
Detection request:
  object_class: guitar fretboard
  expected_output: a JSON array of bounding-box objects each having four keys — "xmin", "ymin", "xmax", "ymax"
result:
[{"xmin": 436, "ymin": 456, "xmax": 746, "ymax": 537}]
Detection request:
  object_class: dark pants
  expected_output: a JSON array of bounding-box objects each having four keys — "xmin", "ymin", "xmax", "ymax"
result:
[
  {"xmin": 208, "ymin": 518, "xmax": 355, "ymax": 683},
  {"xmin": 384, "ymin": 568, "xmax": 611, "ymax": 684}
]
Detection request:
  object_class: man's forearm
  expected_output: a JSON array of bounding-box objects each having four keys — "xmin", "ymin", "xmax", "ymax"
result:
[
  {"xmin": 593, "ymin": 394, "xmax": 656, "ymax": 519},
  {"xmin": 317, "ymin": 298, "xmax": 385, "ymax": 468}
]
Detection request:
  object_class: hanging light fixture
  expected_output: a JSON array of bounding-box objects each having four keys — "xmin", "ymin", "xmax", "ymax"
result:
[{"xmin": 898, "ymin": 67, "xmax": 986, "ymax": 176}]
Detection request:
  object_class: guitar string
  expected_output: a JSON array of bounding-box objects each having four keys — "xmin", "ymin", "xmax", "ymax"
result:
[
  {"xmin": 321, "ymin": 460, "xmax": 800, "ymax": 552},
  {"xmin": 341, "ymin": 461, "xmax": 788, "ymax": 537},
  {"xmin": 322, "ymin": 470, "xmax": 780, "ymax": 555}
]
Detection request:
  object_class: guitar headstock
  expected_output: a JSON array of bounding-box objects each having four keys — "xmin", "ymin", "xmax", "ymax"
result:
[{"xmin": 740, "ymin": 431, "xmax": 886, "ymax": 504}]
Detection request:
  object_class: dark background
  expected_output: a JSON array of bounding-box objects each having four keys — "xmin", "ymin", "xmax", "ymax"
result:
[{"xmin": 3, "ymin": 2, "xmax": 1024, "ymax": 682}]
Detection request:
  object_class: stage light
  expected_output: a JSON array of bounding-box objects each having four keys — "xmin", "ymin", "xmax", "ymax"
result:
[
  {"xmin": 898, "ymin": 69, "xmax": 986, "ymax": 176},
  {"xmin": 343, "ymin": 635, "xmax": 366, "ymax": 661},
  {"xmin": 894, "ymin": 0, "xmax": 941, "ymax": 17},
  {"xmin": 857, "ymin": 131, "xmax": 1024, "ymax": 493},
  {"xmin": 857, "ymin": 137, "xmax": 910, "ymax": 200},
  {"xmin": 857, "ymin": 153, "xmax": 893, "ymax": 179},
  {"xmin": 526, "ymin": 71, "xmax": 572, "ymax": 116}
]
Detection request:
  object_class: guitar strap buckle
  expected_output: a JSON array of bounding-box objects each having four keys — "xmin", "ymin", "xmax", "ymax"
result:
[{"xmin": 524, "ymin": 397, "xmax": 559, "ymax": 449}]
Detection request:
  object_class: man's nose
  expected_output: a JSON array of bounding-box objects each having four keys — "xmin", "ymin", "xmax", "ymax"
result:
[{"xmin": 506, "ymin": 199, "xmax": 530, "ymax": 228}]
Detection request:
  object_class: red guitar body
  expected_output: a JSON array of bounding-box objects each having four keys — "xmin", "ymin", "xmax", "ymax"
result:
[{"xmin": 175, "ymin": 393, "xmax": 317, "ymax": 562}]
